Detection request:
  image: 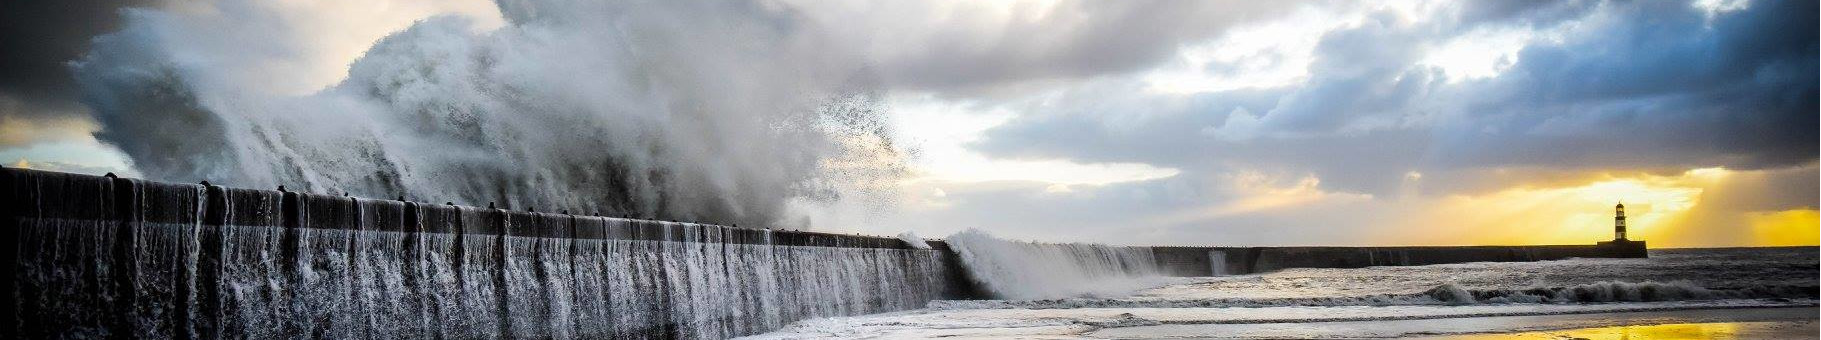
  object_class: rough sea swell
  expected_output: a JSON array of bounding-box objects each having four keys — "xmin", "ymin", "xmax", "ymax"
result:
[
  {"xmin": 752, "ymin": 248, "xmax": 1820, "ymax": 339},
  {"xmin": 931, "ymin": 280, "xmax": 1820, "ymax": 310},
  {"xmin": 932, "ymin": 247, "xmax": 1819, "ymax": 310}
]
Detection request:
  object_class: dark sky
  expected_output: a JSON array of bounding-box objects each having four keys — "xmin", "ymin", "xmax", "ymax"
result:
[{"xmin": 0, "ymin": 1, "xmax": 154, "ymax": 116}]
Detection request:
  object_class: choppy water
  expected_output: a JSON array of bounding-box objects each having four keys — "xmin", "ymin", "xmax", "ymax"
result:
[{"xmin": 751, "ymin": 247, "xmax": 1820, "ymax": 339}]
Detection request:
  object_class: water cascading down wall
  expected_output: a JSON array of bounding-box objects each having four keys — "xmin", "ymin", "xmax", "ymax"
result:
[{"xmin": 1, "ymin": 168, "xmax": 966, "ymax": 339}]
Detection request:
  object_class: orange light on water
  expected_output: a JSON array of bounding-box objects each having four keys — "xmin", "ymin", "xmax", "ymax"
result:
[{"xmin": 1434, "ymin": 322, "xmax": 1762, "ymax": 339}]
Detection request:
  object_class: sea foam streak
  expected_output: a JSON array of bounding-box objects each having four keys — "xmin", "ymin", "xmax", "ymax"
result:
[
  {"xmin": 932, "ymin": 280, "xmax": 1820, "ymax": 309},
  {"xmin": 747, "ymin": 247, "xmax": 1819, "ymax": 339}
]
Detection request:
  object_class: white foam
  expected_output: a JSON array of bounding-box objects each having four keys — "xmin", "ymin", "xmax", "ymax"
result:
[
  {"xmin": 945, "ymin": 229, "xmax": 1166, "ymax": 300},
  {"xmin": 747, "ymin": 247, "xmax": 1821, "ymax": 339},
  {"xmin": 930, "ymin": 280, "xmax": 1819, "ymax": 310},
  {"xmin": 748, "ymin": 300, "xmax": 1820, "ymax": 339},
  {"xmin": 896, "ymin": 232, "xmax": 931, "ymax": 250}
]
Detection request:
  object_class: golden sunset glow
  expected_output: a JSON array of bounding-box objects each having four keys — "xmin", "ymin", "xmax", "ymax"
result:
[
  {"xmin": 1385, "ymin": 167, "xmax": 1817, "ymax": 247},
  {"xmin": 1747, "ymin": 209, "xmax": 1821, "ymax": 246}
]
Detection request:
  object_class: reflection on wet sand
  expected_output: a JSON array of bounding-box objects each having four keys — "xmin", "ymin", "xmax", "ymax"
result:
[{"xmin": 1419, "ymin": 320, "xmax": 1817, "ymax": 340}]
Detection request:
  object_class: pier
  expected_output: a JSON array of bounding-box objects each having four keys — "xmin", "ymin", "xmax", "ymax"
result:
[{"xmin": 2, "ymin": 168, "xmax": 1648, "ymax": 338}]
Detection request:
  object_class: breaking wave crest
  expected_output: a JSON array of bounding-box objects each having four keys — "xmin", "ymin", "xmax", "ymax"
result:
[
  {"xmin": 931, "ymin": 280, "xmax": 1821, "ymax": 309},
  {"xmin": 945, "ymin": 229, "xmax": 1166, "ymax": 300}
]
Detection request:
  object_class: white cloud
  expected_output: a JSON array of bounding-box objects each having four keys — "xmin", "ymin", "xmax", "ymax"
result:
[
  {"xmin": 1143, "ymin": 5, "xmax": 1350, "ymax": 94},
  {"xmin": 1693, "ymin": 0, "xmax": 1751, "ymax": 17},
  {"xmin": 890, "ymin": 94, "xmax": 1180, "ymax": 186},
  {"xmin": 1419, "ymin": 26, "xmax": 1537, "ymax": 81}
]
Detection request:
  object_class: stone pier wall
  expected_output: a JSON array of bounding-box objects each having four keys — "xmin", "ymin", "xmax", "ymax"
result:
[
  {"xmin": 0, "ymin": 167, "xmax": 969, "ymax": 339},
  {"xmin": 1153, "ymin": 242, "xmax": 1647, "ymax": 277}
]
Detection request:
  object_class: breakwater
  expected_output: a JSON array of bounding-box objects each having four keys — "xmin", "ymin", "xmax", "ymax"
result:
[
  {"xmin": 1, "ymin": 168, "xmax": 964, "ymax": 339},
  {"xmin": 945, "ymin": 230, "xmax": 1163, "ymax": 300},
  {"xmin": 3, "ymin": 168, "xmax": 1649, "ymax": 338},
  {"xmin": 1153, "ymin": 242, "xmax": 1648, "ymax": 277}
]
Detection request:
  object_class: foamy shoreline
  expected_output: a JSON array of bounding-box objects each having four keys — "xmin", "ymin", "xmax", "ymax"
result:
[
  {"xmin": 744, "ymin": 300, "xmax": 1817, "ymax": 339},
  {"xmin": 748, "ymin": 247, "xmax": 1817, "ymax": 339},
  {"xmin": 1411, "ymin": 319, "xmax": 1817, "ymax": 339},
  {"xmin": 1107, "ymin": 306, "xmax": 1820, "ymax": 339}
]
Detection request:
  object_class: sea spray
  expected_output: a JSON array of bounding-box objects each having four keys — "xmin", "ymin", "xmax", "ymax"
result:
[
  {"xmin": 897, "ymin": 232, "xmax": 931, "ymax": 250},
  {"xmin": 71, "ymin": 0, "xmax": 909, "ymax": 228},
  {"xmin": 945, "ymin": 229, "xmax": 1165, "ymax": 300}
]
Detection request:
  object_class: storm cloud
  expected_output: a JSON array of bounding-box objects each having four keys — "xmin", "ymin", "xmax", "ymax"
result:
[
  {"xmin": 973, "ymin": 0, "xmax": 1816, "ymax": 195},
  {"xmin": 893, "ymin": 0, "xmax": 1815, "ymax": 246}
]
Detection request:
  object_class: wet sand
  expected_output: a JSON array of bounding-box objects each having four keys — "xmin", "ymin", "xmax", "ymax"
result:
[{"xmin": 1419, "ymin": 320, "xmax": 1816, "ymax": 339}]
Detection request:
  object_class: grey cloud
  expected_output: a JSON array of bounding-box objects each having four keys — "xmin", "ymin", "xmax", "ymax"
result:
[
  {"xmin": 1433, "ymin": 0, "xmax": 1817, "ymax": 170},
  {"xmin": 1250, "ymin": 15, "xmax": 1440, "ymax": 136},
  {"xmin": 971, "ymin": 80, "xmax": 1285, "ymax": 164},
  {"xmin": 974, "ymin": 0, "xmax": 1816, "ymax": 199},
  {"xmin": 0, "ymin": 0, "xmax": 161, "ymax": 148},
  {"xmin": 869, "ymin": 175, "xmax": 1393, "ymax": 246},
  {"xmin": 0, "ymin": 94, "xmax": 97, "ymax": 147},
  {"xmin": 848, "ymin": 1, "xmax": 1299, "ymax": 96},
  {"xmin": 1456, "ymin": 0, "xmax": 1600, "ymax": 27},
  {"xmin": 0, "ymin": 1, "xmax": 147, "ymax": 95}
]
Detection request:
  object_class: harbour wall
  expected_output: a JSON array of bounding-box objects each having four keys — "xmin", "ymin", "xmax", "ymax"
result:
[
  {"xmin": 1152, "ymin": 242, "xmax": 1648, "ymax": 277},
  {"xmin": 1, "ymin": 168, "xmax": 968, "ymax": 339},
  {"xmin": 2, "ymin": 168, "xmax": 1647, "ymax": 338}
]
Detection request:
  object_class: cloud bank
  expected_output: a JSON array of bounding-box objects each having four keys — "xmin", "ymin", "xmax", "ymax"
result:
[{"xmin": 868, "ymin": 0, "xmax": 1816, "ymax": 246}]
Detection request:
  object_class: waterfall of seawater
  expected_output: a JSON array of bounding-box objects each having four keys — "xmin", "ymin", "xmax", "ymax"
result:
[
  {"xmin": 945, "ymin": 229, "xmax": 1165, "ymax": 300},
  {"xmin": 4, "ymin": 170, "xmax": 955, "ymax": 339}
]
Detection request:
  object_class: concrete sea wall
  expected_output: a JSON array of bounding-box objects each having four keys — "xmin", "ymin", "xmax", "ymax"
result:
[
  {"xmin": 1153, "ymin": 242, "xmax": 1647, "ymax": 277},
  {"xmin": 1, "ymin": 168, "xmax": 967, "ymax": 339}
]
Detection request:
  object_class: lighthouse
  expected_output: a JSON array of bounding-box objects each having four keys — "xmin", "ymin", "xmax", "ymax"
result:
[
  {"xmin": 1613, "ymin": 202, "xmax": 1628, "ymax": 241},
  {"xmin": 1596, "ymin": 201, "xmax": 1648, "ymax": 257}
]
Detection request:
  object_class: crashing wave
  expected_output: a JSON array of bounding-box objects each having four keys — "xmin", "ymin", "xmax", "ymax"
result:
[{"xmin": 945, "ymin": 229, "xmax": 1166, "ymax": 300}]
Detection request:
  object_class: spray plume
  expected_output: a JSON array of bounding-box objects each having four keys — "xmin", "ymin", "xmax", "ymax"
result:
[{"xmin": 73, "ymin": 0, "xmax": 907, "ymax": 228}]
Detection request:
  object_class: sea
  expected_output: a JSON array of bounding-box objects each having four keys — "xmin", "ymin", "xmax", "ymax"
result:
[{"xmin": 747, "ymin": 246, "xmax": 1819, "ymax": 339}]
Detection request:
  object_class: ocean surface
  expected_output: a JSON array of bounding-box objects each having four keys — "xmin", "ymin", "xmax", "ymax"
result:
[{"xmin": 747, "ymin": 247, "xmax": 1819, "ymax": 339}]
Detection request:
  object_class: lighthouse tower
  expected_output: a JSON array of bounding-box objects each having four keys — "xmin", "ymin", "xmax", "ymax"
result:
[
  {"xmin": 1613, "ymin": 202, "xmax": 1628, "ymax": 241},
  {"xmin": 1597, "ymin": 201, "xmax": 1646, "ymax": 257}
]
